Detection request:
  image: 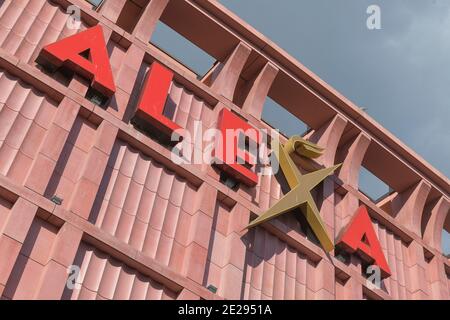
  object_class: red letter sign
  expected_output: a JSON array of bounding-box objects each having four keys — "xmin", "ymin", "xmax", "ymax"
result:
[
  {"xmin": 214, "ymin": 108, "xmax": 261, "ymax": 187},
  {"xmin": 338, "ymin": 206, "xmax": 391, "ymax": 278},
  {"xmin": 135, "ymin": 62, "xmax": 181, "ymax": 136},
  {"xmin": 39, "ymin": 25, "xmax": 116, "ymax": 97}
]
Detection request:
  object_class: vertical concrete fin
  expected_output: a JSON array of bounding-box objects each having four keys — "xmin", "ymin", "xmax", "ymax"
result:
[
  {"xmin": 392, "ymin": 180, "xmax": 431, "ymax": 235},
  {"xmin": 308, "ymin": 114, "xmax": 348, "ymax": 167},
  {"xmin": 207, "ymin": 42, "xmax": 251, "ymax": 101},
  {"xmin": 242, "ymin": 62, "xmax": 279, "ymax": 119},
  {"xmin": 134, "ymin": 0, "xmax": 170, "ymax": 43},
  {"xmin": 338, "ymin": 132, "xmax": 371, "ymax": 189},
  {"xmin": 423, "ymin": 196, "xmax": 449, "ymax": 250}
]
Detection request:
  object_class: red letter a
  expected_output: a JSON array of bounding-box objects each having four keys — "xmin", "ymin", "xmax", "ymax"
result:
[
  {"xmin": 39, "ymin": 25, "xmax": 116, "ymax": 97},
  {"xmin": 338, "ymin": 206, "xmax": 391, "ymax": 278}
]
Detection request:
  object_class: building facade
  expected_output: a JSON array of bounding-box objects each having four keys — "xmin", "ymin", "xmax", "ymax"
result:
[{"xmin": 0, "ymin": 0, "xmax": 448, "ymax": 300}]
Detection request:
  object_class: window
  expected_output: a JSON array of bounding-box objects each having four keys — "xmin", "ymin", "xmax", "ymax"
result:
[
  {"xmin": 150, "ymin": 21, "xmax": 216, "ymax": 78},
  {"xmin": 443, "ymin": 230, "xmax": 450, "ymax": 257},
  {"xmin": 85, "ymin": 0, "xmax": 104, "ymax": 10},
  {"xmin": 262, "ymin": 97, "xmax": 308, "ymax": 138},
  {"xmin": 85, "ymin": 87, "xmax": 109, "ymax": 107},
  {"xmin": 116, "ymin": 0, "xmax": 146, "ymax": 34},
  {"xmin": 358, "ymin": 166, "xmax": 391, "ymax": 202}
]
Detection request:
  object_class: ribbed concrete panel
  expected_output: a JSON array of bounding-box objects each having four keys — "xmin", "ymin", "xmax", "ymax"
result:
[
  {"xmin": 44, "ymin": 116, "xmax": 98, "ymax": 208},
  {"xmin": 256, "ymin": 170, "xmax": 283, "ymax": 211},
  {"xmin": 169, "ymin": 80, "xmax": 214, "ymax": 131},
  {"xmin": 204, "ymin": 200, "xmax": 317, "ymax": 300},
  {"xmin": 91, "ymin": 139, "xmax": 198, "ymax": 272},
  {"xmin": 242, "ymin": 227, "xmax": 311, "ymax": 300},
  {"xmin": 66, "ymin": 242, "xmax": 178, "ymax": 300},
  {"xmin": 130, "ymin": 61, "xmax": 216, "ymax": 139},
  {"xmin": 373, "ymin": 219, "xmax": 421, "ymax": 299},
  {"xmin": 0, "ymin": 0, "xmax": 88, "ymax": 64},
  {"xmin": 0, "ymin": 70, "xmax": 58, "ymax": 185},
  {"xmin": 0, "ymin": 0, "xmax": 446, "ymax": 301},
  {"xmin": 204, "ymin": 202, "xmax": 233, "ymax": 297},
  {"xmin": 1, "ymin": 217, "xmax": 59, "ymax": 300}
]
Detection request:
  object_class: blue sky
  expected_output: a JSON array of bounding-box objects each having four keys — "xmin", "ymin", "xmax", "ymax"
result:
[{"xmin": 151, "ymin": 1, "xmax": 450, "ymax": 254}]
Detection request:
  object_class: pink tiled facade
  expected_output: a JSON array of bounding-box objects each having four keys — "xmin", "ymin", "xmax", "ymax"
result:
[{"xmin": 0, "ymin": 0, "xmax": 448, "ymax": 300}]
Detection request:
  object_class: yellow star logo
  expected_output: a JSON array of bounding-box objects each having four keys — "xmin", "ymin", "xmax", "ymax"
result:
[{"xmin": 246, "ymin": 136, "xmax": 341, "ymax": 252}]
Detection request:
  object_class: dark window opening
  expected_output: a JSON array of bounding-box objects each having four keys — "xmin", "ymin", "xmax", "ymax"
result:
[
  {"xmin": 219, "ymin": 171, "xmax": 240, "ymax": 191},
  {"xmin": 79, "ymin": 49, "xmax": 91, "ymax": 60},
  {"xmin": 85, "ymin": 87, "xmax": 109, "ymax": 107},
  {"xmin": 116, "ymin": 0, "xmax": 147, "ymax": 34},
  {"xmin": 443, "ymin": 230, "xmax": 450, "ymax": 257},
  {"xmin": 334, "ymin": 246, "xmax": 351, "ymax": 265},
  {"xmin": 359, "ymin": 166, "xmax": 392, "ymax": 202},
  {"xmin": 130, "ymin": 116, "xmax": 180, "ymax": 149},
  {"xmin": 36, "ymin": 59, "xmax": 74, "ymax": 87},
  {"xmin": 262, "ymin": 97, "xmax": 309, "ymax": 138},
  {"xmin": 85, "ymin": 0, "xmax": 104, "ymax": 10},
  {"xmin": 150, "ymin": 21, "xmax": 216, "ymax": 78}
]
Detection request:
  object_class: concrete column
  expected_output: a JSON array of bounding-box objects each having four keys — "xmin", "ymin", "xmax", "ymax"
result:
[
  {"xmin": 423, "ymin": 197, "xmax": 448, "ymax": 299},
  {"xmin": 217, "ymin": 204, "xmax": 250, "ymax": 299},
  {"xmin": 25, "ymin": 98, "xmax": 80, "ymax": 195},
  {"xmin": 111, "ymin": 44, "xmax": 146, "ymax": 120},
  {"xmin": 426, "ymin": 255, "xmax": 449, "ymax": 299},
  {"xmin": 69, "ymin": 120, "xmax": 118, "ymax": 219},
  {"xmin": 184, "ymin": 183, "xmax": 216, "ymax": 285},
  {"xmin": 336, "ymin": 277, "xmax": 363, "ymax": 300},
  {"xmin": 35, "ymin": 223, "xmax": 83, "ymax": 299},
  {"xmin": 403, "ymin": 240, "xmax": 431, "ymax": 299},
  {"xmin": 0, "ymin": 198, "xmax": 38, "ymax": 294}
]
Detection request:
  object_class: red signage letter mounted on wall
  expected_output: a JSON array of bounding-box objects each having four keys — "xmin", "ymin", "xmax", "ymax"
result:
[
  {"xmin": 135, "ymin": 62, "xmax": 181, "ymax": 137},
  {"xmin": 39, "ymin": 25, "xmax": 116, "ymax": 97},
  {"xmin": 214, "ymin": 108, "xmax": 261, "ymax": 187},
  {"xmin": 338, "ymin": 205, "xmax": 391, "ymax": 278}
]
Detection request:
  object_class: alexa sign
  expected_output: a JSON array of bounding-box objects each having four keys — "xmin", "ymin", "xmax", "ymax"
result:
[{"xmin": 38, "ymin": 25, "xmax": 391, "ymax": 278}]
